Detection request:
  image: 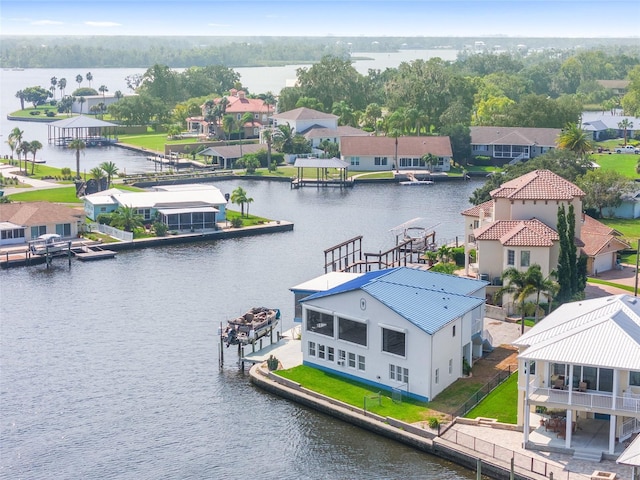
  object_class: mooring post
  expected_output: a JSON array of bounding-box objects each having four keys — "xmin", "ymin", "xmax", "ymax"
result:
[
  {"xmin": 219, "ymin": 322, "xmax": 224, "ymax": 369},
  {"xmin": 476, "ymin": 458, "xmax": 481, "ymax": 480},
  {"xmin": 510, "ymin": 457, "xmax": 514, "ymax": 480}
]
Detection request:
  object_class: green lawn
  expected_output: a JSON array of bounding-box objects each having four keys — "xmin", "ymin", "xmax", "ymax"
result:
[
  {"xmin": 276, "ymin": 365, "xmax": 429, "ymax": 423},
  {"xmin": 9, "ymin": 105, "xmax": 64, "ymax": 119},
  {"xmin": 7, "ymin": 186, "xmax": 82, "ymax": 203},
  {"xmin": 464, "ymin": 373, "xmax": 518, "ymax": 424},
  {"xmin": 117, "ymin": 132, "xmax": 200, "ymax": 152},
  {"xmin": 599, "ymin": 218, "xmax": 640, "ymax": 241},
  {"xmin": 586, "ymin": 277, "xmax": 636, "ymax": 293},
  {"xmin": 591, "ymin": 153, "xmax": 639, "ymax": 179}
]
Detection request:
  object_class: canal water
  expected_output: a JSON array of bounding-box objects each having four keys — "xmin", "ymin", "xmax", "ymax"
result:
[{"xmin": 1, "ymin": 53, "xmax": 484, "ymax": 479}]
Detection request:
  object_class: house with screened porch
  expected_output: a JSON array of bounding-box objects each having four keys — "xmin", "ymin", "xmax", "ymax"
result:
[
  {"xmin": 298, "ymin": 267, "xmax": 488, "ymax": 402},
  {"xmin": 513, "ymin": 294, "xmax": 640, "ymax": 458}
]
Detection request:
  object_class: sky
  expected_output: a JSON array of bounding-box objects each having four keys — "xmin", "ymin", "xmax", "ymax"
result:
[{"xmin": 1, "ymin": 0, "xmax": 639, "ymax": 38}]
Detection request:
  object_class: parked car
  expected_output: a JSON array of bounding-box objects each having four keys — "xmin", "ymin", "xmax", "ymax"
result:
[{"xmin": 614, "ymin": 145, "xmax": 640, "ymax": 154}]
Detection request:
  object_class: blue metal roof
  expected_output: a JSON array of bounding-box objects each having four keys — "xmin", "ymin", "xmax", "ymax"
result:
[{"xmin": 301, "ymin": 267, "xmax": 486, "ymax": 334}]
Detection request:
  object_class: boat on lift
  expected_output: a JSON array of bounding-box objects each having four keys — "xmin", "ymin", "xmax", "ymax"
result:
[{"xmin": 221, "ymin": 307, "xmax": 280, "ymax": 346}]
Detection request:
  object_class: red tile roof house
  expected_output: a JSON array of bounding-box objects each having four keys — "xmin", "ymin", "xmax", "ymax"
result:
[
  {"xmin": 460, "ymin": 170, "xmax": 629, "ymax": 308},
  {"xmin": 470, "ymin": 126, "xmax": 560, "ymax": 166},
  {"xmin": 340, "ymin": 135, "xmax": 453, "ymax": 172},
  {"xmin": 186, "ymin": 89, "xmax": 271, "ymax": 139}
]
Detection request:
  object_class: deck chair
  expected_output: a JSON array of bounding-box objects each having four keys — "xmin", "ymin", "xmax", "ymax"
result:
[
  {"xmin": 553, "ymin": 378, "xmax": 565, "ymax": 389},
  {"xmin": 578, "ymin": 381, "xmax": 587, "ymax": 392}
]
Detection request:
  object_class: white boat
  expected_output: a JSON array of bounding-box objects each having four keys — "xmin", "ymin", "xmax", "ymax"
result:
[
  {"xmin": 221, "ymin": 307, "xmax": 280, "ymax": 346},
  {"xmin": 399, "ymin": 180, "xmax": 434, "ymax": 185},
  {"xmin": 29, "ymin": 234, "xmax": 71, "ymax": 255}
]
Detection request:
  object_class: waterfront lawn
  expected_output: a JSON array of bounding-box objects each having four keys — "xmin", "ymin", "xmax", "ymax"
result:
[
  {"xmin": 9, "ymin": 105, "xmax": 64, "ymax": 119},
  {"xmin": 463, "ymin": 373, "xmax": 518, "ymax": 424},
  {"xmin": 591, "ymin": 153, "xmax": 639, "ymax": 179},
  {"xmin": 8, "ymin": 186, "xmax": 82, "ymax": 203},
  {"xmin": 118, "ymin": 132, "xmax": 200, "ymax": 152},
  {"xmin": 226, "ymin": 210, "xmax": 271, "ymax": 226},
  {"xmin": 276, "ymin": 365, "xmax": 429, "ymax": 423}
]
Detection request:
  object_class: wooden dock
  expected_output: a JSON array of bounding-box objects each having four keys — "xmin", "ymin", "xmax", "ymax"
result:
[{"xmin": 74, "ymin": 245, "xmax": 117, "ymax": 261}]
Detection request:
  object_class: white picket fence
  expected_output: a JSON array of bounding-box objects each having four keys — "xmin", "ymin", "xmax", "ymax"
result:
[{"xmin": 88, "ymin": 223, "xmax": 133, "ymax": 242}]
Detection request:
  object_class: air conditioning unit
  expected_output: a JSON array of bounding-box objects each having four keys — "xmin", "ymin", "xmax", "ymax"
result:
[{"xmin": 337, "ymin": 361, "xmax": 345, "ymax": 366}]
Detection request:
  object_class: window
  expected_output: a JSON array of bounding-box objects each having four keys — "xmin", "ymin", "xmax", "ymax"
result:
[
  {"xmin": 452, "ymin": 325, "xmax": 456, "ymax": 337},
  {"xmin": 358, "ymin": 355, "xmax": 365, "ymax": 371},
  {"xmin": 520, "ymin": 250, "xmax": 530, "ymax": 267},
  {"xmin": 507, "ymin": 250, "xmax": 515, "ymax": 266},
  {"xmin": 449, "ymin": 359, "xmax": 453, "ymax": 375},
  {"xmin": 318, "ymin": 344, "xmax": 326, "ymax": 359},
  {"xmin": 382, "ymin": 328, "xmax": 406, "ymax": 357},
  {"xmin": 435, "ymin": 368, "xmax": 440, "ymax": 384},
  {"xmin": 308, "ymin": 341, "xmax": 316, "ymax": 357},
  {"xmin": 402, "ymin": 368, "xmax": 408, "ymax": 383},
  {"xmin": 350, "ymin": 156, "xmax": 360, "ymax": 166},
  {"xmin": 327, "ymin": 347, "xmax": 334, "ymax": 362},
  {"xmin": 631, "ymin": 371, "xmax": 640, "ymax": 386},
  {"xmin": 348, "ymin": 352, "xmax": 356, "ymax": 368},
  {"xmin": 338, "ymin": 317, "xmax": 367, "ymax": 346},
  {"xmin": 338, "ymin": 349, "xmax": 346, "ymax": 364},
  {"xmin": 374, "ymin": 156, "xmax": 388, "ymax": 166},
  {"xmin": 473, "ymin": 220, "xmax": 480, "ymax": 229},
  {"xmin": 306, "ymin": 310, "xmax": 334, "ymax": 337},
  {"xmin": 31, "ymin": 225, "xmax": 47, "ymax": 238},
  {"xmin": 55, "ymin": 223, "xmax": 71, "ymax": 237},
  {"xmin": 390, "ymin": 364, "xmax": 408, "ymax": 383}
]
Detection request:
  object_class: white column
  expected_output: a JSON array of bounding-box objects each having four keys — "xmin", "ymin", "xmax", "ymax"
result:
[
  {"xmin": 565, "ymin": 409, "xmax": 572, "ymax": 449},
  {"xmin": 464, "ymin": 242, "xmax": 469, "ymax": 276},
  {"xmin": 523, "ymin": 361, "xmax": 530, "ymax": 446},
  {"xmin": 568, "ymin": 364, "xmax": 574, "ymax": 405},
  {"xmin": 609, "ymin": 414, "xmax": 617, "ymax": 455},
  {"xmin": 613, "ymin": 369, "xmax": 620, "ymax": 410}
]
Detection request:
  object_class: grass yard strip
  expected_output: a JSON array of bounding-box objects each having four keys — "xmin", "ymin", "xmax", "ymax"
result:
[
  {"xmin": 587, "ymin": 277, "xmax": 636, "ymax": 293},
  {"xmin": 8, "ymin": 186, "xmax": 82, "ymax": 203},
  {"xmin": 276, "ymin": 365, "xmax": 428, "ymax": 423},
  {"xmin": 464, "ymin": 373, "xmax": 518, "ymax": 424},
  {"xmin": 591, "ymin": 153, "xmax": 639, "ymax": 179},
  {"xmin": 117, "ymin": 133, "xmax": 199, "ymax": 152}
]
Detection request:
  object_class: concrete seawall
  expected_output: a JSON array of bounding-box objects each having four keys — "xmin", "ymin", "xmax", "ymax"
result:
[{"xmin": 249, "ymin": 364, "xmax": 539, "ymax": 480}]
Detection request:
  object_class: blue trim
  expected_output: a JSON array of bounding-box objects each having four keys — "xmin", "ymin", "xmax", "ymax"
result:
[{"xmin": 302, "ymin": 360, "xmax": 429, "ymax": 403}]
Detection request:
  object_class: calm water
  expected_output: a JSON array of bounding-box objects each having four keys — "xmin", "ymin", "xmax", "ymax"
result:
[{"xmin": 1, "ymin": 51, "xmax": 480, "ymax": 480}]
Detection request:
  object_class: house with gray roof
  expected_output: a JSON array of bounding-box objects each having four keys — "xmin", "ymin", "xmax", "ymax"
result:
[
  {"xmin": 470, "ymin": 126, "xmax": 560, "ymax": 164},
  {"xmin": 581, "ymin": 112, "xmax": 640, "ymax": 141},
  {"xmin": 513, "ymin": 294, "xmax": 640, "ymax": 457},
  {"xmin": 299, "ymin": 267, "xmax": 488, "ymax": 402}
]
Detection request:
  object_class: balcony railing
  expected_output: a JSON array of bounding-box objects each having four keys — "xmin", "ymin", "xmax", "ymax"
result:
[{"xmin": 527, "ymin": 382, "xmax": 640, "ymax": 415}]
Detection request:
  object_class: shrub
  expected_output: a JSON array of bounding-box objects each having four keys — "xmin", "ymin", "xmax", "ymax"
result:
[
  {"xmin": 61, "ymin": 167, "xmax": 72, "ymax": 176},
  {"xmin": 230, "ymin": 217, "xmax": 243, "ymax": 228},
  {"xmin": 267, "ymin": 355, "xmax": 279, "ymax": 371},
  {"xmin": 153, "ymin": 221, "xmax": 168, "ymax": 237},
  {"xmin": 471, "ymin": 155, "xmax": 492, "ymax": 166},
  {"xmin": 427, "ymin": 417, "xmax": 440, "ymax": 429},
  {"xmin": 451, "ymin": 246, "xmax": 465, "ymax": 266},
  {"xmin": 29, "ymin": 110, "xmax": 41, "ymax": 116},
  {"xmin": 96, "ymin": 213, "xmax": 113, "ymax": 225},
  {"xmin": 430, "ymin": 262, "xmax": 457, "ymax": 274},
  {"xmin": 46, "ymin": 111, "xmax": 56, "ymax": 117}
]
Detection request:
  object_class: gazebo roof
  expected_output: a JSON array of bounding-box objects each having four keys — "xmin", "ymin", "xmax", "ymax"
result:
[{"xmin": 49, "ymin": 115, "xmax": 117, "ymax": 129}]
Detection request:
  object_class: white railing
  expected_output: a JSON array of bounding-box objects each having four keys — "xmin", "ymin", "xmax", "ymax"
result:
[
  {"xmin": 527, "ymin": 384, "xmax": 640, "ymax": 414},
  {"xmin": 619, "ymin": 417, "xmax": 640, "ymax": 442},
  {"xmin": 88, "ymin": 223, "xmax": 133, "ymax": 242},
  {"xmin": 508, "ymin": 152, "xmax": 527, "ymax": 165}
]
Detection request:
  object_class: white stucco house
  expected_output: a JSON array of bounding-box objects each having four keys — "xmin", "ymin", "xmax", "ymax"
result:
[
  {"xmin": 340, "ymin": 135, "xmax": 453, "ymax": 172},
  {"xmin": 268, "ymin": 107, "xmax": 369, "ymax": 152},
  {"xmin": 299, "ymin": 267, "xmax": 488, "ymax": 402},
  {"xmin": 513, "ymin": 294, "xmax": 640, "ymax": 457},
  {"xmin": 83, "ymin": 184, "xmax": 228, "ymax": 231}
]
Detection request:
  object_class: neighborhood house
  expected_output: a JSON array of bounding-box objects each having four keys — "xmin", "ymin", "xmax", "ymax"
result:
[
  {"xmin": 0, "ymin": 202, "xmax": 84, "ymax": 246},
  {"xmin": 470, "ymin": 126, "xmax": 559, "ymax": 164},
  {"xmin": 299, "ymin": 267, "xmax": 488, "ymax": 402}
]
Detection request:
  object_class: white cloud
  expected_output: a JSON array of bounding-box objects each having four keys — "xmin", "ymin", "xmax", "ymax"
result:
[
  {"xmin": 84, "ymin": 21, "xmax": 121, "ymax": 27},
  {"xmin": 31, "ymin": 19, "xmax": 63, "ymax": 25}
]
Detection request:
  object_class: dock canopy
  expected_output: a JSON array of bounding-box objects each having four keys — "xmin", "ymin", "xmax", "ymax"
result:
[{"xmin": 48, "ymin": 115, "xmax": 118, "ymax": 146}]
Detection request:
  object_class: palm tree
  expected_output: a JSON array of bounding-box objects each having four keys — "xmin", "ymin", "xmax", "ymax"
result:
[
  {"xmin": 58, "ymin": 78, "xmax": 67, "ymax": 97},
  {"xmin": 364, "ymin": 103, "xmax": 382, "ymax": 134},
  {"xmin": 437, "ymin": 244, "xmax": 452, "ymax": 263},
  {"xmin": 245, "ymin": 197, "xmax": 254, "ymax": 217},
  {"xmin": 75, "ymin": 74, "xmax": 83, "ymax": 89},
  {"xmin": 239, "ymin": 112, "xmax": 254, "ymax": 140},
  {"xmin": 497, "ymin": 267, "xmax": 537, "ymax": 334},
  {"xmin": 230, "ymin": 186, "xmax": 248, "ymax": 216},
  {"xmin": 100, "ymin": 161, "xmax": 119, "ymax": 188},
  {"xmin": 68, "ymin": 138, "xmax": 86, "ymax": 179},
  {"xmin": 50, "ymin": 76, "xmax": 57, "ymax": 100},
  {"xmin": 8, "ymin": 127, "xmax": 23, "ymax": 161},
  {"xmin": 557, "ymin": 123, "xmax": 594, "ymax": 159},
  {"xmin": 15, "ymin": 90, "xmax": 25, "ymax": 110},
  {"xmin": 17, "ymin": 141, "xmax": 30, "ymax": 174},
  {"xmin": 90, "ymin": 166, "xmax": 106, "ymax": 189},
  {"xmin": 618, "ymin": 118, "xmax": 633, "ymax": 146},
  {"xmin": 78, "ymin": 96, "xmax": 86, "ymax": 114},
  {"xmin": 222, "ymin": 114, "xmax": 235, "ymax": 142},
  {"xmin": 525, "ymin": 265, "xmax": 559, "ymax": 323},
  {"xmin": 86, "ymin": 72, "xmax": 93, "ymax": 88},
  {"xmin": 262, "ymin": 128, "xmax": 275, "ymax": 167},
  {"xmin": 29, "ymin": 140, "xmax": 43, "ymax": 175},
  {"xmin": 99, "ymin": 85, "xmax": 108, "ymax": 102},
  {"xmin": 114, "ymin": 90, "xmax": 123, "ymax": 101},
  {"xmin": 111, "ymin": 205, "xmax": 144, "ymax": 232}
]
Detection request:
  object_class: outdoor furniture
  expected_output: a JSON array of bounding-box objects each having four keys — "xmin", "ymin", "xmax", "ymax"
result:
[
  {"xmin": 578, "ymin": 381, "xmax": 587, "ymax": 392},
  {"xmin": 553, "ymin": 378, "xmax": 565, "ymax": 389}
]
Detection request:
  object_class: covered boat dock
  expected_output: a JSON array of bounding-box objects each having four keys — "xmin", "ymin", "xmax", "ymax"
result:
[
  {"xmin": 47, "ymin": 115, "xmax": 119, "ymax": 147},
  {"xmin": 291, "ymin": 157, "xmax": 352, "ymax": 189}
]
